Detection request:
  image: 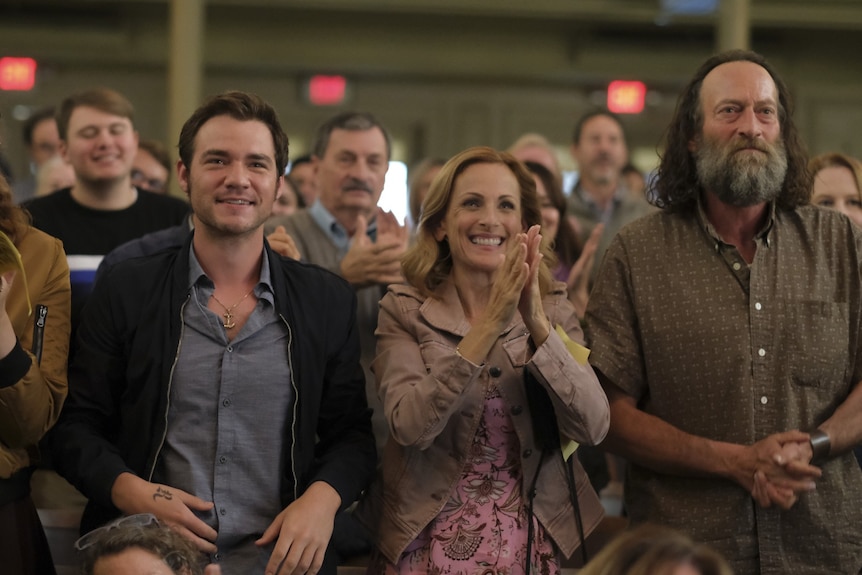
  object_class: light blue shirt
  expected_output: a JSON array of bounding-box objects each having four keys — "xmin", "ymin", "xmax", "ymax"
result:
[{"xmin": 308, "ymin": 199, "xmax": 377, "ymax": 256}]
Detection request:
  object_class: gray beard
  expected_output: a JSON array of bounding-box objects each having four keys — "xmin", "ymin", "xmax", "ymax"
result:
[{"xmin": 695, "ymin": 137, "xmax": 788, "ymax": 207}]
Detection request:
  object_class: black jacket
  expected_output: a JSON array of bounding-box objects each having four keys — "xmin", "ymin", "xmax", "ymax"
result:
[{"xmin": 52, "ymin": 234, "xmax": 376, "ymax": 558}]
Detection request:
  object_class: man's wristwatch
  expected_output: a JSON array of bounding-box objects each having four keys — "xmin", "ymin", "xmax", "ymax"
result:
[{"xmin": 809, "ymin": 429, "xmax": 831, "ymax": 464}]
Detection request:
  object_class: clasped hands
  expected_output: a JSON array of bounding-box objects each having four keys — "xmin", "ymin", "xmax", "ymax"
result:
[{"xmin": 736, "ymin": 430, "xmax": 821, "ymax": 510}]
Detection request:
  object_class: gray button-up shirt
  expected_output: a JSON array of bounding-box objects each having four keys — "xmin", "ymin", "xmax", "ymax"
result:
[{"xmin": 154, "ymin": 245, "xmax": 293, "ymax": 574}]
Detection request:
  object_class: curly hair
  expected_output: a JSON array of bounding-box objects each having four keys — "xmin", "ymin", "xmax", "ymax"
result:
[
  {"xmin": 651, "ymin": 50, "xmax": 811, "ymax": 214},
  {"xmin": 402, "ymin": 146, "xmax": 555, "ymax": 298},
  {"xmin": 79, "ymin": 518, "xmax": 204, "ymax": 575}
]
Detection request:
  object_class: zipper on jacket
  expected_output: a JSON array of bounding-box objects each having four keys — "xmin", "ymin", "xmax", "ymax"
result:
[
  {"xmin": 279, "ymin": 313, "xmax": 299, "ymax": 502},
  {"xmin": 148, "ymin": 293, "xmax": 191, "ymax": 482}
]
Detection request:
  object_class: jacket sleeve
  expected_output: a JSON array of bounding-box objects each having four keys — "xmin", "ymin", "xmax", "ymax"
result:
[
  {"xmin": 308, "ymin": 283, "xmax": 377, "ymax": 509},
  {"xmin": 373, "ymin": 290, "xmax": 484, "ymax": 450},
  {"xmin": 51, "ymin": 271, "xmax": 136, "ymax": 508},
  {"xmin": 0, "ymin": 235, "xmax": 71, "ymax": 449},
  {"xmin": 524, "ymin": 287, "xmax": 610, "ymax": 446}
]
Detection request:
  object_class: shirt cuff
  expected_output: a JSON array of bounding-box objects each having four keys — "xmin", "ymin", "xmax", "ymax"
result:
[{"xmin": 0, "ymin": 340, "xmax": 32, "ymax": 389}]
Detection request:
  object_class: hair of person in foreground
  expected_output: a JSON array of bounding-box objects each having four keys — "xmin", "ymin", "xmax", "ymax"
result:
[
  {"xmin": 578, "ymin": 524, "xmax": 734, "ymax": 575},
  {"xmin": 77, "ymin": 514, "xmax": 206, "ymax": 575}
]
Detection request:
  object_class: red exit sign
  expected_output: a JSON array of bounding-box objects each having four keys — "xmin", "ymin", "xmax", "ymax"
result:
[
  {"xmin": 0, "ymin": 57, "xmax": 37, "ymax": 91},
  {"xmin": 607, "ymin": 80, "xmax": 646, "ymax": 114}
]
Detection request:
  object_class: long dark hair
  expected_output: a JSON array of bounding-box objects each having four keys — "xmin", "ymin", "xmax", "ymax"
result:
[
  {"xmin": 651, "ymin": 50, "xmax": 811, "ymax": 214},
  {"xmin": 524, "ymin": 160, "xmax": 582, "ymax": 268}
]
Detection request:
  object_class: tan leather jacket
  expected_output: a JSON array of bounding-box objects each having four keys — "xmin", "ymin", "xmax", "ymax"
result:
[
  {"xmin": 358, "ymin": 279, "xmax": 609, "ymax": 563},
  {"xmin": 0, "ymin": 226, "xmax": 70, "ymax": 478}
]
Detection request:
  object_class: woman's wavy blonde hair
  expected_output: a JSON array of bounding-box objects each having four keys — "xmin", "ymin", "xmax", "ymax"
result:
[{"xmin": 402, "ymin": 146, "xmax": 555, "ymax": 298}]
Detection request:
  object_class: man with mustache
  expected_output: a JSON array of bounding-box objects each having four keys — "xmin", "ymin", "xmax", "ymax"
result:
[
  {"xmin": 268, "ymin": 112, "xmax": 407, "ymax": 453},
  {"xmin": 266, "ymin": 112, "xmax": 408, "ymax": 561},
  {"xmin": 585, "ymin": 50, "xmax": 862, "ymax": 574},
  {"xmin": 567, "ymin": 110, "xmax": 652, "ymax": 282}
]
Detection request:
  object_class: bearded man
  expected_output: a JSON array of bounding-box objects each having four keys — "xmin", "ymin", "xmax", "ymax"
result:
[{"xmin": 585, "ymin": 50, "xmax": 862, "ymax": 575}]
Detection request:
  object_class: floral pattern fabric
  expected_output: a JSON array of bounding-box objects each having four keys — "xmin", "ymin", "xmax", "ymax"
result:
[{"xmin": 380, "ymin": 384, "xmax": 560, "ymax": 575}]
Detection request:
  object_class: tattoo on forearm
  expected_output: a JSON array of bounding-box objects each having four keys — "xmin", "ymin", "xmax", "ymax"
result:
[{"xmin": 153, "ymin": 486, "xmax": 174, "ymax": 502}]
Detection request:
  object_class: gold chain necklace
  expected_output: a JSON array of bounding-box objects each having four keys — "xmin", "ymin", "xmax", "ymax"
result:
[{"xmin": 210, "ymin": 288, "xmax": 254, "ymax": 329}]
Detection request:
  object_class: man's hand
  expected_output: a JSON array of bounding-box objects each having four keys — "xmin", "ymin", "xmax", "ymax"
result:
[
  {"xmin": 730, "ymin": 431, "xmax": 821, "ymax": 509},
  {"xmin": 339, "ymin": 211, "xmax": 408, "ymax": 288},
  {"xmin": 256, "ymin": 482, "xmax": 342, "ymax": 575},
  {"xmin": 267, "ymin": 226, "xmax": 301, "ymax": 261},
  {"xmin": 110, "ymin": 472, "xmax": 218, "ymax": 553}
]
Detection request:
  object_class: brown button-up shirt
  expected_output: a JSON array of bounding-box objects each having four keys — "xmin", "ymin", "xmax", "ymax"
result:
[{"xmin": 585, "ymin": 202, "xmax": 862, "ymax": 575}]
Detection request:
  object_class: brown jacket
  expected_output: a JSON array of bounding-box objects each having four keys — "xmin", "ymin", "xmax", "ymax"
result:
[
  {"xmin": 0, "ymin": 226, "xmax": 70, "ymax": 478},
  {"xmin": 358, "ymin": 279, "xmax": 609, "ymax": 563}
]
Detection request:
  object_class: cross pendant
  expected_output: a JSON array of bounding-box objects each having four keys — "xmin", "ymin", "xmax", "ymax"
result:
[{"xmin": 223, "ymin": 311, "xmax": 236, "ymax": 329}]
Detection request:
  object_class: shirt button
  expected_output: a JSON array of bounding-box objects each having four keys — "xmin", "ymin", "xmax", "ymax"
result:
[
  {"xmin": 220, "ymin": 508, "xmax": 226, "ymax": 516},
  {"xmin": 219, "ymin": 456, "xmax": 227, "ymax": 464},
  {"xmin": 755, "ymin": 302, "xmax": 762, "ymax": 311},
  {"xmin": 760, "ymin": 396, "xmax": 768, "ymax": 405},
  {"xmin": 732, "ymin": 262, "xmax": 741, "ymax": 271},
  {"xmin": 226, "ymin": 346, "xmax": 233, "ymax": 353},
  {"xmin": 222, "ymin": 398, "xmax": 231, "ymax": 407},
  {"xmin": 489, "ymin": 366, "xmax": 502, "ymax": 377},
  {"xmin": 523, "ymin": 449, "xmax": 533, "ymax": 459},
  {"xmin": 758, "ymin": 348, "xmax": 766, "ymax": 357},
  {"xmin": 511, "ymin": 405, "xmax": 523, "ymax": 415},
  {"xmin": 214, "ymin": 553, "xmax": 221, "ymax": 562}
]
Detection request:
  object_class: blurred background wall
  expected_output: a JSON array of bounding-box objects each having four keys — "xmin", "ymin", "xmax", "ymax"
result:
[{"xmin": 1, "ymin": 0, "xmax": 861, "ymax": 183}]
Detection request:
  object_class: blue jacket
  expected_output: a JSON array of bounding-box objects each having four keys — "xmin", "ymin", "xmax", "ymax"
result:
[{"xmin": 52, "ymin": 233, "xmax": 376, "ymax": 571}]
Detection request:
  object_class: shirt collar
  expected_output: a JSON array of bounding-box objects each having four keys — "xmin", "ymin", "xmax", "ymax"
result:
[
  {"xmin": 308, "ymin": 199, "xmax": 378, "ymax": 245},
  {"xmin": 575, "ymin": 181, "xmax": 627, "ymax": 222},
  {"xmin": 695, "ymin": 194, "xmax": 776, "ymax": 250},
  {"xmin": 187, "ymin": 237, "xmax": 275, "ymax": 304}
]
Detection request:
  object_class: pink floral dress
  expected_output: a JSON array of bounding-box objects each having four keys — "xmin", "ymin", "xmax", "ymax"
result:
[{"xmin": 379, "ymin": 384, "xmax": 560, "ymax": 575}]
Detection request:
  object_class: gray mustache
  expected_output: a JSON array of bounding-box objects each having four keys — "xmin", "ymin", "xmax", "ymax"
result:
[{"xmin": 341, "ymin": 178, "xmax": 373, "ymax": 194}]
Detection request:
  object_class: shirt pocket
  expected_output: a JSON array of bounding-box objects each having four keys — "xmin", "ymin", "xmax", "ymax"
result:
[
  {"xmin": 418, "ymin": 340, "xmax": 456, "ymax": 374},
  {"xmin": 781, "ymin": 300, "xmax": 849, "ymax": 389},
  {"xmin": 502, "ymin": 330, "xmax": 530, "ymax": 368}
]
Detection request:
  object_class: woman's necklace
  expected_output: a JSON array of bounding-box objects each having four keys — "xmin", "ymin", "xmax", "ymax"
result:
[{"xmin": 210, "ymin": 288, "xmax": 255, "ymax": 329}]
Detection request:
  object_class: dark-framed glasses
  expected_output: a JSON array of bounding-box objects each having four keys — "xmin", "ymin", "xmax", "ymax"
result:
[{"xmin": 74, "ymin": 513, "xmax": 160, "ymax": 551}]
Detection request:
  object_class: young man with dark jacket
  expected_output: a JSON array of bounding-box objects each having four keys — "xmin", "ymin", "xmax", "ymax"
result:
[{"xmin": 52, "ymin": 91, "xmax": 376, "ymax": 575}]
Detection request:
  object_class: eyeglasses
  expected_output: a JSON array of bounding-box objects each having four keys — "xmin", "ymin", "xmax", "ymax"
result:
[
  {"xmin": 131, "ymin": 169, "xmax": 167, "ymax": 194},
  {"xmin": 74, "ymin": 513, "xmax": 160, "ymax": 551}
]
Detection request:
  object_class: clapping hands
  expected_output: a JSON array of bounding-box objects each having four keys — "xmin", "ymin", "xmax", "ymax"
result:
[
  {"xmin": 486, "ymin": 225, "xmax": 550, "ymax": 346},
  {"xmin": 340, "ymin": 209, "xmax": 409, "ymax": 288}
]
